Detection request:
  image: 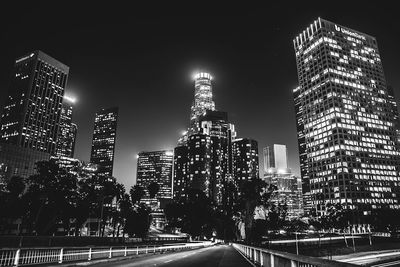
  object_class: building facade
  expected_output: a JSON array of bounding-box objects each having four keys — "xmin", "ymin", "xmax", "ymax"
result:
[
  {"xmin": 55, "ymin": 95, "xmax": 77, "ymax": 158},
  {"xmin": 136, "ymin": 150, "xmax": 174, "ymax": 199},
  {"xmin": 263, "ymin": 144, "xmax": 289, "ymax": 172},
  {"xmin": 293, "ymin": 18, "xmax": 400, "ymax": 219},
  {"xmin": 0, "ymin": 50, "xmax": 69, "ymax": 155},
  {"xmin": 90, "ymin": 107, "xmax": 118, "ymax": 177},
  {"xmin": 232, "ymin": 138, "xmax": 259, "ymax": 185},
  {"xmin": 0, "ymin": 142, "xmax": 50, "ymax": 187},
  {"xmin": 190, "ymin": 72, "xmax": 216, "ymax": 133},
  {"xmin": 173, "ymin": 145, "xmax": 188, "ymax": 199},
  {"xmin": 263, "ymin": 144, "xmax": 303, "ymax": 219}
]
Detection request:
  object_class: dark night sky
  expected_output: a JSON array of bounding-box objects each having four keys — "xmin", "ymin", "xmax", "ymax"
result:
[{"xmin": 2, "ymin": 2, "xmax": 400, "ymax": 190}]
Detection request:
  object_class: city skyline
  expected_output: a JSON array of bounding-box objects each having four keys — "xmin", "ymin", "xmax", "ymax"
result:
[{"xmin": 1, "ymin": 2, "xmax": 400, "ymax": 189}]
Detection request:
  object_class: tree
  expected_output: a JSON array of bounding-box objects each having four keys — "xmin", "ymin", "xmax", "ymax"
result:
[
  {"xmin": 130, "ymin": 185, "xmax": 145, "ymax": 204},
  {"xmin": 165, "ymin": 189, "xmax": 215, "ymax": 240},
  {"xmin": 0, "ymin": 176, "xmax": 26, "ymax": 234},
  {"xmin": 147, "ymin": 182, "xmax": 160, "ymax": 198},
  {"xmin": 7, "ymin": 176, "xmax": 26, "ymax": 197},
  {"xmin": 236, "ymin": 179, "xmax": 276, "ymax": 244},
  {"xmin": 22, "ymin": 160, "xmax": 78, "ymax": 235},
  {"xmin": 125, "ymin": 203, "xmax": 152, "ymax": 238}
]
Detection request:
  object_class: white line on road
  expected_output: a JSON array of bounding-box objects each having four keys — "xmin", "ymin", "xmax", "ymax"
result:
[{"xmin": 372, "ymin": 260, "xmax": 400, "ymax": 267}]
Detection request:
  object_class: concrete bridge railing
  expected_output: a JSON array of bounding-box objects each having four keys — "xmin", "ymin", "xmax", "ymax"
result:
[
  {"xmin": 0, "ymin": 241, "xmax": 213, "ymax": 266},
  {"xmin": 232, "ymin": 243, "xmax": 358, "ymax": 267}
]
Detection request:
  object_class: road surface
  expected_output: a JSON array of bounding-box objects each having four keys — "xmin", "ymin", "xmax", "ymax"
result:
[
  {"xmin": 92, "ymin": 244, "xmax": 253, "ymax": 267},
  {"xmin": 332, "ymin": 249, "xmax": 400, "ymax": 266}
]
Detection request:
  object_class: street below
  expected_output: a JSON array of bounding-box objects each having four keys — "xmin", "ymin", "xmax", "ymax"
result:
[{"xmin": 93, "ymin": 244, "xmax": 253, "ymax": 267}]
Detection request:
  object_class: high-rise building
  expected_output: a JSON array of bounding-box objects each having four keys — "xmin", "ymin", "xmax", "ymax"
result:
[
  {"xmin": 232, "ymin": 138, "xmax": 259, "ymax": 185},
  {"xmin": 293, "ymin": 18, "xmax": 400, "ymax": 219},
  {"xmin": 55, "ymin": 95, "xmax": 77, "ymax": 158},
  {"xmin": 136, "ymin": 150, "xmax": 174, "ymax": 199},
  {"xmin": 173, "ymin": 145, "xmax": 188, "ymax": 199},
  {"xmin": 263, "ymin": 144, "xmax": 303, "ymax": 219},
  {"xmin": 199, "ymin": 110, "xmax": 236, "ymax": 203},
  {"xmin": 0, "ymin": 50, "xmax": 69, "ymax": 154},
  {"xmin": 90, "ymin": 107, "xmax": 118, "ymax": 177},
  {"xmin": 0, "ymin": 142, "xmax": 50, "ymax": 187},
  {"xmin": 263, "ymin": 144, "xmax": 289, "ymax": 172},
  {"xmin": 186, "ymin": 133, "xmax": 212, "ymax": 196},
  {"xmin": 190, "ymin": 72, "xmax": 215, "ymax": 133},
  {"xmin": 387, "ymin": 86, "xmax": 400, "ymax": 143}
]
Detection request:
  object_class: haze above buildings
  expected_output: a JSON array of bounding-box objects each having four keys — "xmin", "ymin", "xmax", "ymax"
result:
[{"xmin": 1, "ymin": 2, "xmax": 399, "ymax": 189}]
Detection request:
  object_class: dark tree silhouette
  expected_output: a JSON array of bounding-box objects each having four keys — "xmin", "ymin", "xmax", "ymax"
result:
[
  {"xmin": 147, "ymin": 182, "xmax": 160, "ymax": 198},
  {"xmin": 130, "ymin": 185, "xmax": 145, "ymax": 204}
]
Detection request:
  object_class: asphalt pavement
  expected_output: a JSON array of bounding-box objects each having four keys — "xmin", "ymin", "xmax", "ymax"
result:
[{"xmin": 91, "ymin": 244, "xmax": 253, "ymax": 267}]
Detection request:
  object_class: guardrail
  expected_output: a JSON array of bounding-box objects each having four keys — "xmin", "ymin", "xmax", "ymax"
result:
[
  {"xmin": 231, "ymin": 243, "xmax": 358, "ymax": 267},
  {"xmin": 0, "ymin": 241, "xmax": 213, "ymax": 266}
]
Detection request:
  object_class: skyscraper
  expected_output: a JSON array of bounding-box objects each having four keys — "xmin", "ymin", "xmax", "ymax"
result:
[
  {"xmin": 136, "ymin": 150, "xmax": 174, "ymax": 199},
  {"xmin": 0, "ymin": 50, "xmax": 69, "ymax": 154},
  {"xmin": 189, "ymin": 72, "xmax": 216, "ymax": 133},
  {"xmin": 232, "ymin": 138, "xmax": 259, "ymax": 185},
  {"xmin": 186, "ymin": 133, "xmax": 212, "ymax": 196},
  {"xmin": 263, "ymin": 144, "xmax": 303, "ymax": 219},
  {"xmin": 90, "ymin": 107, "xmax": 118, "ymax": 177},
  {"xmin": 263, "ymin": 144, "xmax": 289, "ymax": 172},
  {"xmin": 293, "ymin": 18, "xmax": 400, "ymax": 219},
  {"xmin": 55, "ymin": 95, "xmax": 77, "ymax": 158},
  {"xmin": 173, "ymin": 145, "xmax": 188, "ymax": 199}
]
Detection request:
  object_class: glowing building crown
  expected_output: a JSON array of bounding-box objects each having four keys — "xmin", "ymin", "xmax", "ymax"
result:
[{"xmin": 194, "ymin": 72, "xmax": 212, "ymax": 80}]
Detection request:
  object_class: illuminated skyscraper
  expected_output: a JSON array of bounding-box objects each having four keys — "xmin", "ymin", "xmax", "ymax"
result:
[
  {"xmin": 189, "ymin": 72, "xmax": 215, "ymax": 133},
  {"xmin": 90, "ymin": 107, "xmax": 118, "ymax": 177},
  {"xmin": 263, "ymin": 144, "xmax": 289, "ymax": 172},
  {"xmin": 136, "ymin": 150, "xmax": 174, "ymax": 199},
  {"xmin": 293, "ymin": 18, "xmax": 400, "ymax": 219},
  {"xmin": 199, "ymin": 110, "xmax": 236, "ymax": 203},
  {"xmin": 232, "ymin": 138, "xmax": 259, "ymax": 185},
  {"xmin": 0, "ymin": 50, "xmax": 69, "ymax": 154},
  {"xmin": 173, "ymin": 145, "xmax": 188, "ymax": 199},
  {"xmin": 263, "ymin": 144, "xmax": 303, "ymax": 219},
  {"xmin": 55, "ymin": 95, "xmax": 77, "ymax": 158},
  {"xmin": 186, "ymin": 133, "xmax": 212, "ymax": 196}
]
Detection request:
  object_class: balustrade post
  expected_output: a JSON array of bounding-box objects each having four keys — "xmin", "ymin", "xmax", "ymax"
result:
[
  {"xmin": 124, "ymin": 246, "xmax": 127, "ymax": 257},
  {"xmin": 136, "ymin": 246, "xmax": 139, "ymax": 255},
  {"xmin": 259, "ymin": 250, "xmax": 264, "ymax": 266},
  {"xmin": 58, "ymin": 248, "xmax": 63, "ymax": 263},
  {"xmin": 291, "ymin": 259, "xmax": 298, "ymax": 267},
  {"xmin": 109, "ymin": 247, "xmax": 112, "ymax": 258},
  {"xmin": 13, "ymin": 249, "xmax": 20, "ymax": 267},
  {"xmin": 270, "ymin": 253, "xmax": 275, "ymax": 267},
  {"xmin": 88, "ymin": 248, "xmax": 92, "ymax": 261}
]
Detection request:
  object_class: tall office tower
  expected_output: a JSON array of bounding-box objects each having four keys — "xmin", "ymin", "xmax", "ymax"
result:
[
  {"xmin": 293, "ymin": 18, "xmax": 400, "ymax": 220},
  {"xmin": 187, "ymin": 133, "xmax": 212, "ymax": 196},
  {"xmin": 232, "ymin": 138, "xmax": 259, "ymax": 186},
  {"xmin": 173, "ymin": 145, "xmax": 188, "ymax": 199},
  {"xmin": 0, "ymin": 50, "xmax": 69, "ymax": 154},
  {"xmin": 263, "ymin": 144, "xmax": 303, "ymax": 219},
  {"xmin": 263, "ymin": 144, "xmax": 289, "ymax": 172},
  {"xmin": 136, "ymin": 150, "xmax": 174, "ymax": 199},
  {"xmin": 387, "ymin": 86, "xmax": 400, "ymax": 143},
  {"xmin": 0, "ymin": 143, "xmax": 50, "ymax": 187},
  {"xmin": 199, "ymin": 110, "xmax": 236, "ymax": 204},
  {"xmin": 189, "ymin": 72, "xmax": 215, "ymax": 133},
  {"xmin": 90, "ymin": 107, "xmax": 118, "ymax": 177},
  {"xmin": 55, "ymin": 95, "xmax": 77, "ymax": 158}
]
